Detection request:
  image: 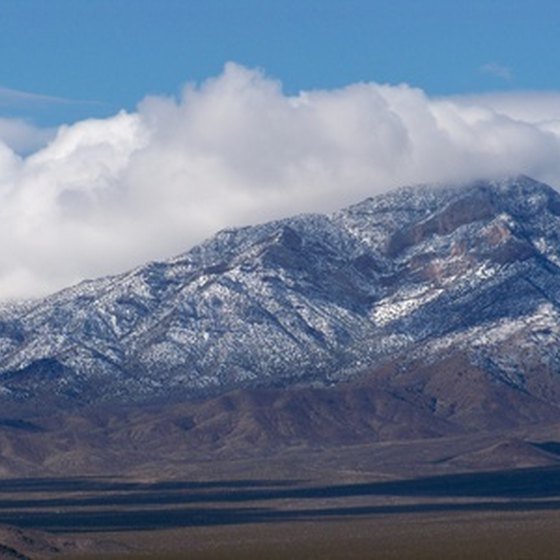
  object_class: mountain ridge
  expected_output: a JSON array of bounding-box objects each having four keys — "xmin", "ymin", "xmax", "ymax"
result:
[{"xmin": 1, "ymin": 174, "xmax": 560, "ymax": 422}]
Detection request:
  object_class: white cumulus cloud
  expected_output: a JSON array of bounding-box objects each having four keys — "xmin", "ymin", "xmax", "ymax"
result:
[
  {"xmin": 1, "ymin": 62, "xmax": 560, "ymax": 300},
  {"xmin": 0, "ymin": 118, "xmax": 55, "ymax": 155}
]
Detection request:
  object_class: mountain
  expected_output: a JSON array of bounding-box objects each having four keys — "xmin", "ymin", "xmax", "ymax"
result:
[
  {"xmin": 1, "ymin": 175, "xmax": 560, "ymax": 429},
  {"xmin": 3, "ymin": 175, "xmax": 560, "ymax": 557}
]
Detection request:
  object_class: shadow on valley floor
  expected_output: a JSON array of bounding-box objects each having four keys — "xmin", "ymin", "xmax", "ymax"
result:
[
  {"xmin": 2, "ymin": 499, "xmax": 560, "ymax": 533},
  {"xmin": 0, "ymin": 466, "xmax": 559, "ymax": 532}
]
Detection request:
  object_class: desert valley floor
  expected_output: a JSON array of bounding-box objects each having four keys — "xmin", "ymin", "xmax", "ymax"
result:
[{"xmin": 1, "ymin": 422, "xmax": 560, "ymax": 559}]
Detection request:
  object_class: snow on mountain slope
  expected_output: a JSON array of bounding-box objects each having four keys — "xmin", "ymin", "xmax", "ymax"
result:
[{"xmin": 2, "ymin": 175, "xmax": 560, "ymax": 406}]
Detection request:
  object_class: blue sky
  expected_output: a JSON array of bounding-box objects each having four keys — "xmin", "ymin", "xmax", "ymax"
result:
[
  {"xmin": 2, "ymin": 0, "xmax": 560, "ymax": 298},
  {"xmin": 2, "ymin": 0, "xmax": 559, "ymax": 125}
]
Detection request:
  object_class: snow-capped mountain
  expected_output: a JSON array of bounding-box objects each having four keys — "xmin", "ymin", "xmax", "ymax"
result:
[{"xmin": 2, "ymin": 175, "xmax": 560, "ymax": 407}]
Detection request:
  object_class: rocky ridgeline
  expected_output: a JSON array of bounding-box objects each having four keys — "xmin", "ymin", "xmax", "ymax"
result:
[{"xmin": 1, "ymin": 175, "xmax": 560, "ymax": 405}]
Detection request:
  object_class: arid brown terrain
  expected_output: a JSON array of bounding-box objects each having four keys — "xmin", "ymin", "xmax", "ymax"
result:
[{"xmin": 0, "ymin": 364, "xmax": 560, "ymax": 558}]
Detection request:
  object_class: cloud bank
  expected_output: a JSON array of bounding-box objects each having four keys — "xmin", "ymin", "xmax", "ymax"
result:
[{"xmin": 1, "ymin": 62, "xmax": 560, "ymax": 299}]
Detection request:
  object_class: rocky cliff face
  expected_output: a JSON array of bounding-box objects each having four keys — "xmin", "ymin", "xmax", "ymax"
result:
[{"xmin": 1, "ymin": 175, "xmax": 560, "ymax": 409}]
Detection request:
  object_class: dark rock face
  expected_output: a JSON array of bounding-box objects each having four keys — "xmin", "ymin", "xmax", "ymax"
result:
[
  {"xmin": 1, "ymin": 175, "xmax": 560, "ymax": 414},
  {"xmin": 385, "ymin": 187, "xmax": 499, "ymax": 257}
]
